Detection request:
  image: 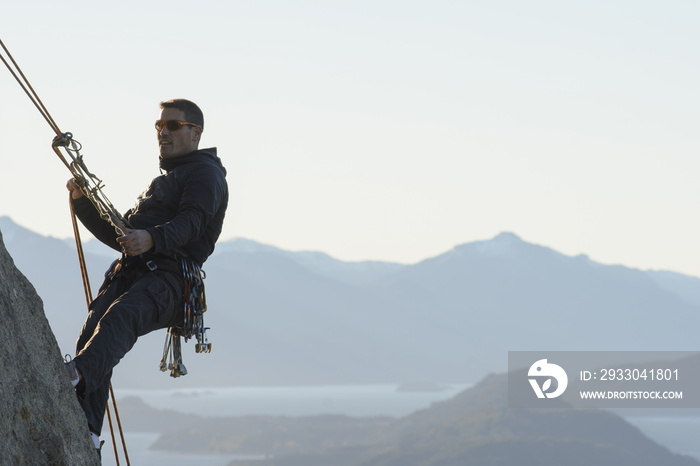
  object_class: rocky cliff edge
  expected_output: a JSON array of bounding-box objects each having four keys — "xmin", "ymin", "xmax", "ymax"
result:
[{"xmin": 0, "ymin": 226, "xmax": 99, "ymax": 465}]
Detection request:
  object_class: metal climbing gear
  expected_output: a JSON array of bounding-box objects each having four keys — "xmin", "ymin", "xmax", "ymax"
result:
[
  {"xmin": 182, "ymin": 258, "xmax": 211, "ymax": 354},
  {"xmin": 159, "ymin": 258, "xmax": 211, "ymax": 378}
]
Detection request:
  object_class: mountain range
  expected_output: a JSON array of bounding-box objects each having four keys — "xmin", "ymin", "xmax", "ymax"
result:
[{"xmin": 1, "ymin": 215, "xmax": 699, "ymax": 389}]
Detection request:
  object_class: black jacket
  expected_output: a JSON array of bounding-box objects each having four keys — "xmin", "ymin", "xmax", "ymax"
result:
[{"xmin": 73, "ymin": 147, "xmax": 228, "ymax": 266}]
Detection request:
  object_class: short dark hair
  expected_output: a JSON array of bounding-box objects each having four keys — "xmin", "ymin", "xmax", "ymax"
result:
[{"xmin": 160, "ymin": 99, "xmax": 204, "ymax": 130}]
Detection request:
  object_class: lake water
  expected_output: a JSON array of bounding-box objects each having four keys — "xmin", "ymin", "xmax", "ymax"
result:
[
  {"xmin": 101, "ymin": 433, "xmax": 265, "ymax": 466},
  {"xmin": 115, "ymin": 383, "xmax": 469, "ymax": 418},
  {"xmin": 100, "ymin": 384, "xmax": 700, "ymax": 466},
  {"xmin": 102, "ymin": 383, "xmax": 467, "ymax": 466}
]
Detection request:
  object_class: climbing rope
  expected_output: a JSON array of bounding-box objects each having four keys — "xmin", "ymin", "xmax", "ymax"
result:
[
  {"xmin": 1, "ymin": 38, "xmax": 130, "ymax": 464},
  {"xmin": 1, "ymin": 39, "xmax": 131, "ymax": 236},
  {"xmin": 70, "ymin": 196, "xmax": 131, "ymax": 465}
]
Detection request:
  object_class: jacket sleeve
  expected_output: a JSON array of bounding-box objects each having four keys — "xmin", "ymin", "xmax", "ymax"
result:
[
  {"xmin": 145, "ymin": 164, "xmax": 227, "ymax": 255},
  {"xmin": 71, "ymin": 196, "xmax": 122, "ymax": 252}
]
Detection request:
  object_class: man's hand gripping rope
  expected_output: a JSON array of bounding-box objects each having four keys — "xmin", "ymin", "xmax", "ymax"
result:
[{"xmin": 67, "ymin": 178, "xmax": 154, "ymax": 256}]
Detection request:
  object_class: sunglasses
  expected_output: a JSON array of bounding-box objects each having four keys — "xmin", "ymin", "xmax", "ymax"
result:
[{"xmin": 155, "ymin": 120, "xmax": 201, "ymax": 132}]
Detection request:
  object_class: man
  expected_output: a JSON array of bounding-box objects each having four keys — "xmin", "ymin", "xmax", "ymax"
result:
[{"xmin": 64, "ymin": 99, "xmax": 228, "ymax": 453}]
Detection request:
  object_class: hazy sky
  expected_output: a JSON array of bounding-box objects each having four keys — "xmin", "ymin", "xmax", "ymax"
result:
[{"xmin": 2, "ymin": 1, "xmax": 700, "ymax": 276}]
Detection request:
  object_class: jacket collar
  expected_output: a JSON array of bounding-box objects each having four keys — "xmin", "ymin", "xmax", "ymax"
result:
[{"xmin": 159, "ymin": 147, "xmax": 220, "ymax": 173}]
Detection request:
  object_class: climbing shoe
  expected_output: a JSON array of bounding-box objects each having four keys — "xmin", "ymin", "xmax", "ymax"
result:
[{"xmin": 64, "ymin": 355, "xmax": 80, "ymax": 388}]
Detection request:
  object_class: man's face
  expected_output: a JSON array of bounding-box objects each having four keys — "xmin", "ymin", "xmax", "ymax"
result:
[{"xmin": 157, "ymin": 107, "xmax": 201, "ymax": 158}]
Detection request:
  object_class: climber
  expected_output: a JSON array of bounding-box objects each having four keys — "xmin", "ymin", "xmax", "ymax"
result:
[{"xmin": 63, "ymin": 99, "xmax": 228, "ymax": 453}]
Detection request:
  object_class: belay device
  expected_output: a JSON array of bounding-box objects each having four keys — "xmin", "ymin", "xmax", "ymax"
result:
[{"xmin": 0, "ymin": 38, "xmax": 212, "ymax": 378}]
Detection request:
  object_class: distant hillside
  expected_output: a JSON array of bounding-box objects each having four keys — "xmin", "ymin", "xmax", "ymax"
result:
[
  {"xmin": 144, "ymin": 372, "xmax": 700, "ymax": 466},
  {"xmin": 1, "ymin": 216, "xmax": 700, "ymax": 388}
]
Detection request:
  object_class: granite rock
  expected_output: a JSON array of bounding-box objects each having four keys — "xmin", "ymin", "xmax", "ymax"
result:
[{"xmin": 0, "ymin": 227, "xmax": 99, "ymax": 465}]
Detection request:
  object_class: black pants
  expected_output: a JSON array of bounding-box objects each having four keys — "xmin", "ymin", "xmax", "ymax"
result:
[{"xmin": 73, "ymin": 263, "xmax": 184, "ymax": 435}]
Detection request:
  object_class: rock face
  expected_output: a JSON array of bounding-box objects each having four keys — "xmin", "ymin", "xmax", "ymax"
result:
[{"xmin": 0, "ymin": 228, "xmax": 99, "ymax": 465}]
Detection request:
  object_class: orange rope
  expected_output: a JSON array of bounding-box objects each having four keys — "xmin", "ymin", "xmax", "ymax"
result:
[
  {"xmin": 70, "ymin": 194, "xmax": 130, "ymax": 465},
  {"xmin": 1, "ymin": 38, "xmax": 132, "ymax": 463}
]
